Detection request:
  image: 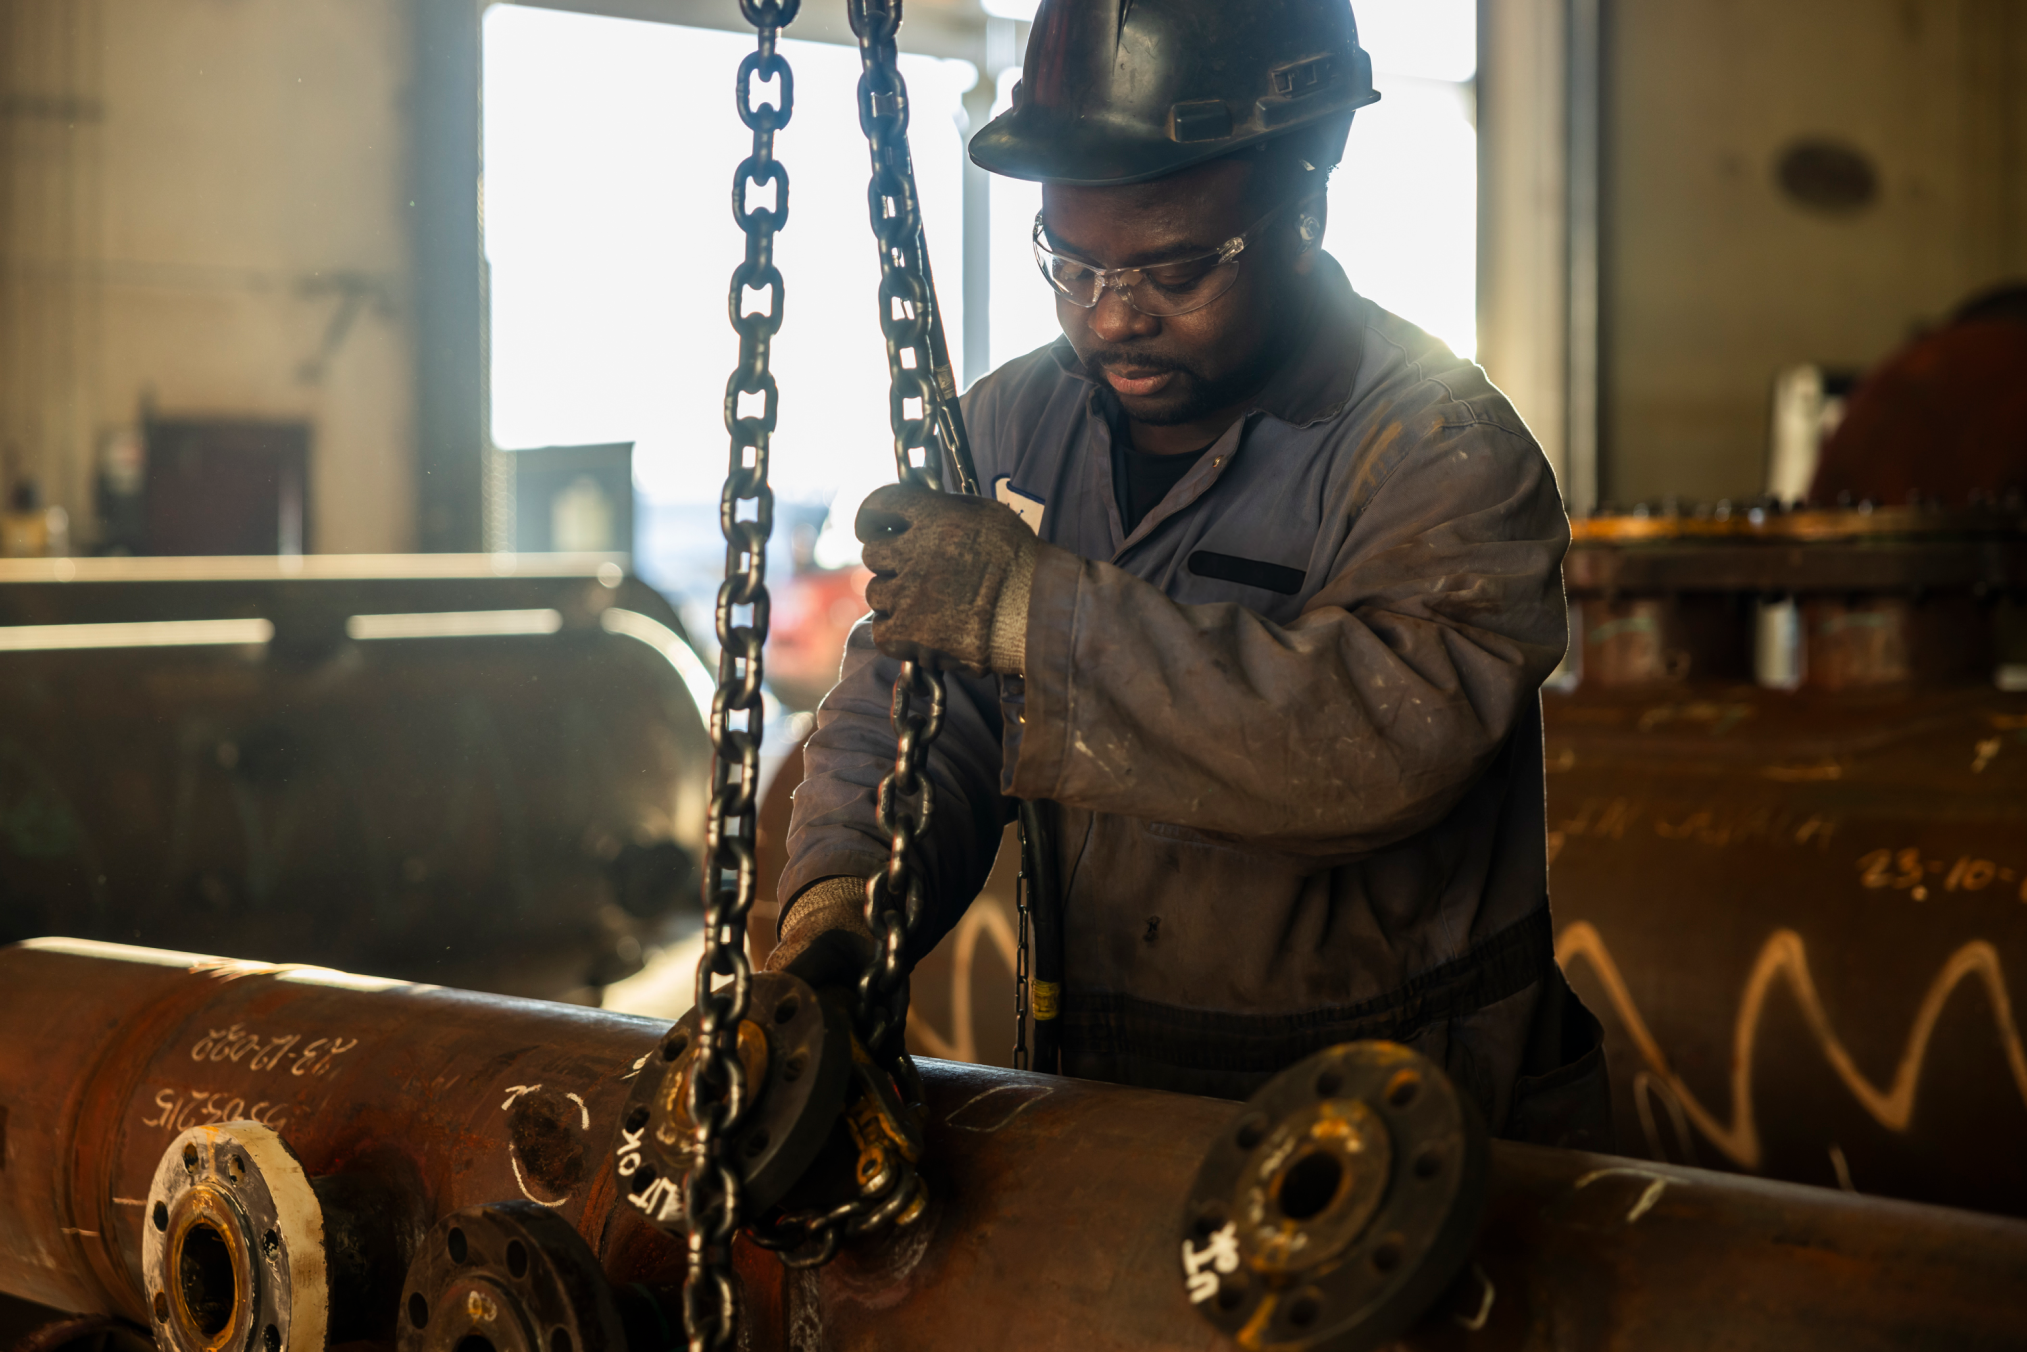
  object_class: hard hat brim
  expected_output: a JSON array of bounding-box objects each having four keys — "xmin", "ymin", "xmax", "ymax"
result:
[{"xmin": 969, "ymin": 91, "xmax": 1379, "ymax": 188}]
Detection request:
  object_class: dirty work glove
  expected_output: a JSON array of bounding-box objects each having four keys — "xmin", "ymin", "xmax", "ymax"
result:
[
  {"xmin": 855, "ymin": 481, "xmax": 1036, "ymax": 675},
  {"xmin": 766, "ymin": 875, "xmax": 877, "ymax": 991}
]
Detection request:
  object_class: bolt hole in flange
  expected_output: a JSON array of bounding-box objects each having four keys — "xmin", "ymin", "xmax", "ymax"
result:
[
  {"xmin": 398, "ymin": 1204, "xmax": 624, "ymax": 1352},
  {"xmin": 145, "ymin": 1122, "xmax": 332, "ymax": 1352},
  {"xmin": 1181, "ymin": 1041, "xmax": 1488, "ymax": 1352}
]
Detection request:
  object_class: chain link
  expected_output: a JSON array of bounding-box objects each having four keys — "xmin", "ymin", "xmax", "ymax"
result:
[
  {"xmin": 684, "ymin": 3, "xmax": 798, "ymax": 1348},
  {"xmin": 845, "ymin": 0, "xmax": 979, "ymax": 1068},
  {"xmin": 687, "ymin": 0, "xmax": 986, "ymax": 1293},
  {"xmin": 741, "ymin": 0, "xmax": 978, "ymax": 1269}
]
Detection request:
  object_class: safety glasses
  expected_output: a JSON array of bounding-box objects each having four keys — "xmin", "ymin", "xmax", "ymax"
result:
[{"xmin": 1030, "ymin": 201, "xmax": 1292, "ymax": 318}]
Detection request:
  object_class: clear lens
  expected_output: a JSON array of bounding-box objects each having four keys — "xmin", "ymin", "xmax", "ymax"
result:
[
  {"xmin": 1042, "ymin": 253, "xmax": 1101, "ymax": 304},
  {"xmin": 1031, "ymin": 220, "xmax": 1249, "ymax": 318}
]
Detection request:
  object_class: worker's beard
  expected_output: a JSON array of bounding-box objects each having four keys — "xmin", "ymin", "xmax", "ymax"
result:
[{"xmin": 1079, "ymin": 299, "xmax": 1308, "ymax": 426}]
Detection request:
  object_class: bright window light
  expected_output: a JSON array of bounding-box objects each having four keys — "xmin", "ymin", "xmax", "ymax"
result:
[
  {"xmin": 1334, "ymin": 0, "xmax": 1478, "ymax": 357},
  {"xmin": 985, "ymin": 70, "xmax": 1059, "ymax": 374},
  {"xmin": 0, "ymin": 618, "xmax": 274, "ymax": 652},
  {"xmin": 979, "ymin": 0, "xmax": 1040, "ymax": 21},
  {"xmin": 344, "ymin": 609, "xmax": 563, "ymax": 640},
  {"xmin": 1356, "ymin": 0, "xmax": 1476, "ymax": 83},
  {"xmin": 483, "ymin": 5, "xmax": 974, "ymax": 512}
]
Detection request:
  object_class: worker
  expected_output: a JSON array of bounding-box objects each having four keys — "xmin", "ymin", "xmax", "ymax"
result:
[{"xmin": 770, "ymin": 0, "xmax": 1609, "ymax": 1148}]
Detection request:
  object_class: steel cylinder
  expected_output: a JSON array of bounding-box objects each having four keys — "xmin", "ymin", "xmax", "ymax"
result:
[
  {"xmin": 1550, "ymin": 506, "xmax": 2027, "ymax": 1215},
  {"xmin": 0, "ymin": 556, "xmax": 714, "ymax": 1002},
  {"xmin": 4, "ymin": 939, "xmax": 2027, "ymax": 1351}
]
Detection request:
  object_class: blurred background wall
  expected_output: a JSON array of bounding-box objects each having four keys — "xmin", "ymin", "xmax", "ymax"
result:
[
  {"xmin": 0, "ymin": 0, "xmax": 417, "ymax": 556},
  {"xmin": 1602, "ymin": 0, "xmax": 2027, "ymax": 506}
]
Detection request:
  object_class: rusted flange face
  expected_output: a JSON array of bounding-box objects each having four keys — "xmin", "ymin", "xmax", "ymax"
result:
[
  {"xmin": 396, "ymin": 1203, "xmax": 622, "ymax": 1352},
  {"xmin": 141, "ymin": 1122, "xmax": 327, "ymax": 1352},
  {"xmin": 614, "ymin": 970, "xmax": 851, "ymax": 1228},
  {"xmin": 1180, "ymin": 1042, "xmax": 1488, "ymax": 1352}
]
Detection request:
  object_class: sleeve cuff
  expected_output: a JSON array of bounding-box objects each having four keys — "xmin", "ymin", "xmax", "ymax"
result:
[{"xmin": 1004, "ymin": 541, "xmax": 1083, "ymax": 800}]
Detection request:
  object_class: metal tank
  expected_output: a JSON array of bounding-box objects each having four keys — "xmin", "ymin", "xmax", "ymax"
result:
[
  {"xmin": 1547, "ymin": 504, "xmax": 2027, "ymax": 1214},
  {"xmin": 0, "ymin": 555, "xmax": 716, "ymax": 1000},
  {"xmin": 2, "ymin": 937, "xmax": 2025, "ymax": 1352}
]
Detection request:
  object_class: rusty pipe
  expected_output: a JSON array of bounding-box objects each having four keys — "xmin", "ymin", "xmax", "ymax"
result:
[
  {"xmin": 733, "ymin": 1063, "xmax": 2027, "ymax": 1352},
  {"xmin": 0, "ymin": 939, "xmax": 675, "ymax": 1324},
  {"xmin": 3, "ymin": 939, "xmax": 2026, "ymax": 1351}
]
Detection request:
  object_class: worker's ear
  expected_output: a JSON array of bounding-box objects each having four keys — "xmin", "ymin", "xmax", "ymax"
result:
[{"xmin": 1292, "ymin": 191, "xmax": 1325, "ymax": 277}]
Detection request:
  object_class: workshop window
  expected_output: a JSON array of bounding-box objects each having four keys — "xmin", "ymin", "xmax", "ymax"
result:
[
  {"xmin": 483, "ymin": 1, "xmax": 1476, "ymax": 600},
  {"xmin": 482, "ymin": 4, "xmax": 972, "ymax": 591}
]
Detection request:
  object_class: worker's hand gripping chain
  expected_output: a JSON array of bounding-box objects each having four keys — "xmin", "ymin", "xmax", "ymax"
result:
[{"xmin": 683, "ymin": 1, "xmax": 796, "ymax": 1347}]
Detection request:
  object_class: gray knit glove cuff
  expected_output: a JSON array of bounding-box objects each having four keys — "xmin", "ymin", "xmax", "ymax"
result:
[
  {"xmin": 767, "ymin": 875, "xmax": 872, "ymax": 973},
  {"xmin": 988, "ymin": 539, "xmax": 1035, "ymax": 675}
]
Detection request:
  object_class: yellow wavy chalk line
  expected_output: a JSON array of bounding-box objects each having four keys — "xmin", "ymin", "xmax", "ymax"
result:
[{"xmin": 1557, "ymin": 922, "xmax": 2027, "ymax": 1170}]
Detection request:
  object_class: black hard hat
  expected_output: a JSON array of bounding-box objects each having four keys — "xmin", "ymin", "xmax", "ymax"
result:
[{"xmin": 969, "ymin": 0, "xmax": 1380, "ymax": 187}]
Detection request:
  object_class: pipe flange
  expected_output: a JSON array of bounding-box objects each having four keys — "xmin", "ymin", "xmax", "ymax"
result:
[
  {"xmin": 396, "ymin": 1203, "xmax": 622, "ymax": 1352},
  {"xmin": 1180, "ymin": 1041, "xmax": 1488, "ymax": 1352},
  {"xmin": 141, "ymin": 1122, "xmax": 327, "ymax": 1352},
  {"xmin": 615, "ymin": 970, "xmax": 851, "ymax": 1228}
]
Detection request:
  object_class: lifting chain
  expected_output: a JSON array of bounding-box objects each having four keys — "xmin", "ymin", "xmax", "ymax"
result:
[
  {"xmin": 687, "ymin": 0, "xmax": 1005, "ymax": 1308},
  {"xmin": 682, "ymin": 0, "xmax": 797, "ymax": 1346},
  {"xmin": 845, "ymin": 0, "xmax": 980, "ymax": 1057},
  {"xmin": 744, "ymin": 0, "xmax": 983, "ymax": 1270}
]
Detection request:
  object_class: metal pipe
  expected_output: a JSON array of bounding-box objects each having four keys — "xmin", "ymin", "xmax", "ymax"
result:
[
  {"xmin": 3, "ymin": 938, "xmax": 2024, "ymax": 1350},
  {"xmin": 0, "ymin": 939, "xmax": 669, "ymax": 1322}
]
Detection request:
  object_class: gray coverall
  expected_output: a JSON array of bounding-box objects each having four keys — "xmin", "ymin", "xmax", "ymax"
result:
[{"xmin": 783, "ymin": 255, "xmax": 1610, "ymax": 1147}]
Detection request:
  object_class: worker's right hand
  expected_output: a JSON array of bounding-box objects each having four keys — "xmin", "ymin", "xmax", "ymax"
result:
[
  {"xmin": 855, "ymin": 481, "xmax": 1037, "ymax": 676},
  {"xmin": 766, "ymin": 875, "xmax": 877, "ymax": 991}
]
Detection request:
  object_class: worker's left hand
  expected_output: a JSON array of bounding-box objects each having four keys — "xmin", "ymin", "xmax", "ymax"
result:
[
  {"xmin": 767, "ymin": 875, "xmax": 877, "ymax": 990},
  {"xmin": 855, "ymin": 481, "xmax": 1037, "ymax": 675}
]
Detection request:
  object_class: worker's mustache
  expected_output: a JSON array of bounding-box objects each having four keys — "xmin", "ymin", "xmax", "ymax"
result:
[{"xmin": 1082, "ymin": 350, "xmax": 1201, "ymax": 382}]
